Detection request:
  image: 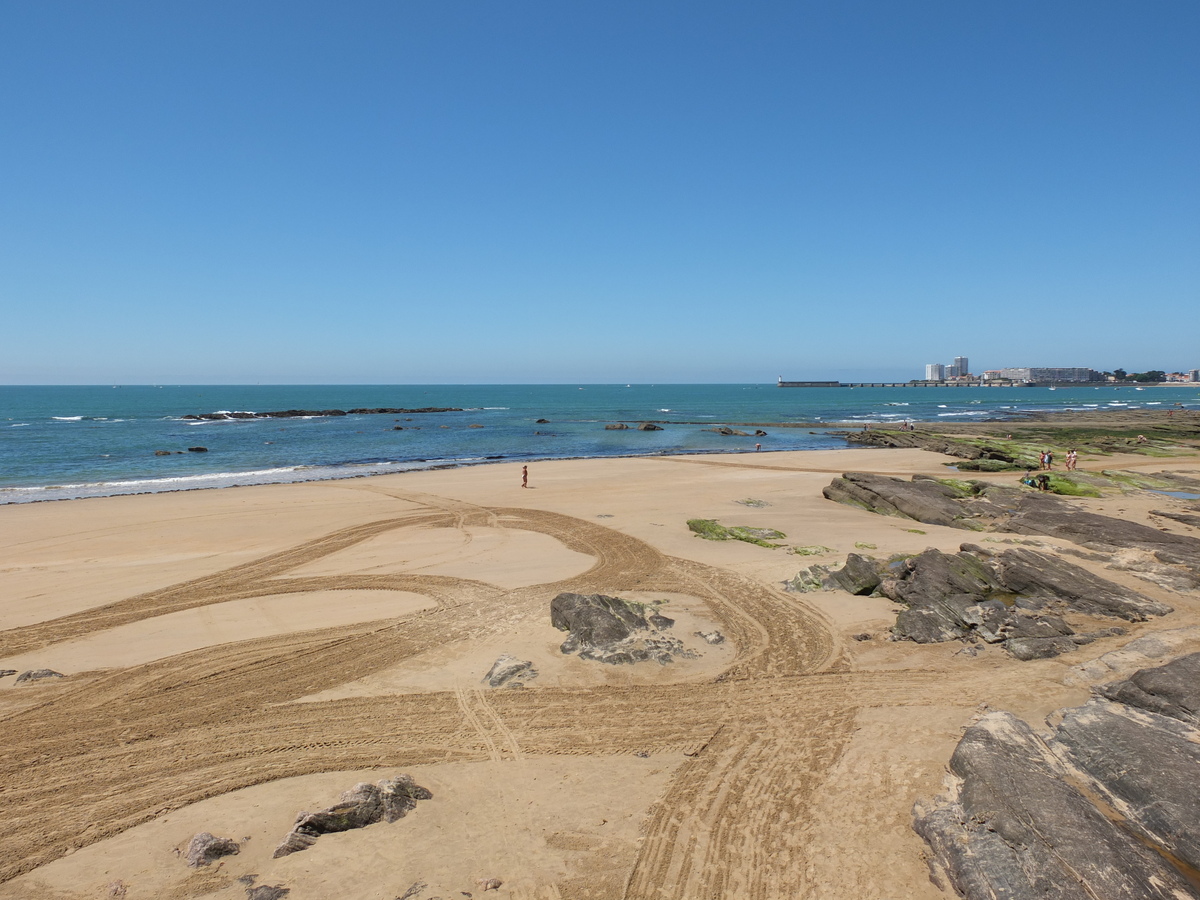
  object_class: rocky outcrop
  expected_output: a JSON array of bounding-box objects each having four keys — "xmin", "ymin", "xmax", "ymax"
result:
[
  {"xmin": 705, "ymin": 426, "xmax": 750, "ymax": 436},
  {"xmin": 604, "ymin": 423, "xmax": 629, "ymax": 430},
  {"xmin": 1098, "ymin": 651, "xmax": 1200, "ymax": 723},
  {"xmin": 636, "ymin": 422, "xmax": 663, "ymax": 431},
  {"xmin": 272, "ymin": 776, "xmax": 432, "ymax": 858},
  {"xmin": 795, "ymin": 544, "xmax": 1165, "ymax": 658},
  {"xmin": 0, "ymin": 670, "xmax": 16, "ymax": 678},
  {"xmin": 915, "ymin": 654, "xmax": 1200, "ymax": 899},
  {"xmin": 550, "ymin": 593, "xmax": 695, "ymax": 665},
  {"xmin": 182, "ymin": 407, "xmax": 461, "ymax": 421},
  {"xmin": 840, "ymin": 430, "xmax": 1028, "ymax": 468},
  {"xmin": 15, "ymin": 669, "xmax": 64, "ymax": 684},
  {"xmin": 823, "ymin": 473, "xmax": 1200, "ymax": 588},
  {"xmin": 483, "ymin": 655, "xmax": 537, "ymax": 688},
  {"xmin": 185, "ymin": 832, "xmax": 240, "ymax": 867}
]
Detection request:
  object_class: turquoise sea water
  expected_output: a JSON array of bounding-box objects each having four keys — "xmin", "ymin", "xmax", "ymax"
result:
[{"xmin": 2, "ymin": 383, "xmax": 1198, "ymax": 504}]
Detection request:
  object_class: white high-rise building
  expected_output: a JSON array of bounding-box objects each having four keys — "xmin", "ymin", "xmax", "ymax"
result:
[
  {"xmin": 953, "ymin": 356, "xmax": 969, "ymax": 377},
  {"xmin": 925, "ymin": 363, "xmax": 945, "ymax": 381}
]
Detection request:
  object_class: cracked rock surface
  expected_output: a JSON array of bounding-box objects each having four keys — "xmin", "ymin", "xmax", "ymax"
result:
[{"xmin": 915, "ymin": 652, "xmax": 1200, "ymax": 900}]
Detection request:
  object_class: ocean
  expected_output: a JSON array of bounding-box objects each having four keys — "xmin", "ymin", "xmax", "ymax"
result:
[{"xmin": 3, "ymin": 383, "xmax": 1198, "ymax": 504}]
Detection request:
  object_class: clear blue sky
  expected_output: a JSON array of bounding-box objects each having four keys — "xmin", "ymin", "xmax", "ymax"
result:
[{"xmin": 2, "ymin": 1, "xmax": 1197, "ymax": 384}]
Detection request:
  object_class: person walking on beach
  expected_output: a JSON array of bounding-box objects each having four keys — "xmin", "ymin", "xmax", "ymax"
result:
[
  {"xmin": 521, "ymin": 465, "xmax": 528, "ymax": 488},
  {"xmin": 1045, "ymin": 450, "xmax": 1053, "ymax": 469},
  {"xmin": 1066, "ymin": 449, "xmax": 1077, "ymax": 471}
]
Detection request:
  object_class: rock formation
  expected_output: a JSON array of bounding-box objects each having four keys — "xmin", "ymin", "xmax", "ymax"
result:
[
  {"xmin": 272, "ymin": 775, "xmax": 432, "ymax": 858},
  {"xmin": 185, "ymin": 832, "xmax": 240, "ymax": 867},
  {"xmin": 182, "ymin": 407, "xmax": 461, "ymax": 421},
  {"xmin": 791, "ymin": 544, "xmax": 1168, "ymax": 659},
  {"xmin": 823, "ymin": 473, "xmax": 1200, "ymax": 588},
  {"xmin": 482, "ymin": 655, "xmax": 538, "ymax": 688},
  {"xmin": 550, "ymin": 592, "xmax": 695, "ymax": 665},
  {"xmin": 915, "ymin": 652, "xmax": 1200, "ymax": 899},
  {"xmin": 14, "ymin": 669, "xmax": 64, "ymax": 684}
]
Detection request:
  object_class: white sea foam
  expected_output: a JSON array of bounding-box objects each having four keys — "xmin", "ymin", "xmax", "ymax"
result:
[
  {"xmin": 52, "ymin": 416, "xmax": 83, "ymax": 421},
  {"xmin": 937, "ymin": 411, "xmax": 990, "ymax": 417}
]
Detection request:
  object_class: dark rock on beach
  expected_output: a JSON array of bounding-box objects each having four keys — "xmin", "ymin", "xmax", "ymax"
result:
[
  {"xmin": 246, "ymin": 887, "xmax": 290, "ymax": 900},
  {"xmin": 795, "ymin": 543, "xmax": 1165, "ymax": 658},
  {"xmin": 0, "ymin": 670, "xmax": 16, "ymax": 678},
  {"xmin": 915, "ymin": 654, "xmax": 1200, "ymax": 899},
  {"xmin": 273, "ymin": 775, "xmax": 432, "ymax": 858},
  {"xmin": 637, "ymin": 422, "xmax": 663, "ymax": 431},
  {"xmin": 551, "ymin": 592, "xmax": 696, "ymax": 665},
  {"xmin": 1098, "ymin": 651, "xmax": 1200, "ymax": 723},
  {"xmin": 15, "ymin": 669, "xmax": 64, "ymax": 684},
  {"xmin": 483, "ymin": 655, "xmax": 538, "ymax": 688},
  {"xmin": 185, "ymin": 832, "xmax": 240, "ymax": 867},
  {"xmin": 841, "ymin": 429, "xmax": 1026, "ymax": 468},
  {"xmin": 605, "ymin": 423, "xmax": 630, "ymax": 430},
  {"xmin": 823, "ymin": 472, "xmax": 1200, "ymax": 588}
]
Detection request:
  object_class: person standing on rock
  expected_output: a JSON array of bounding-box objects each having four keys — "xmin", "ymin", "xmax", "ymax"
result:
[{"xmin": 521, "ymin": 465, "xmax": 528, "ymax": 488}]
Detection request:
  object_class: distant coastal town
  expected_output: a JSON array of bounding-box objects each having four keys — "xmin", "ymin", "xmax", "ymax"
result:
[{"xmin": 779, "ymin": 357, "xmax": 1200, "ymax": 388}]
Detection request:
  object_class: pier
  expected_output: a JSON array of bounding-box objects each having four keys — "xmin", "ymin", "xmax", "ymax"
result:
[{"xmin": 777, "ymin": 380, "xmax": 994, "ymax": 388}]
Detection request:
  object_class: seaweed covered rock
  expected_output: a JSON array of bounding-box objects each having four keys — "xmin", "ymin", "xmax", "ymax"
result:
[
  {"xmin": 915, "ymin": 655, "xmax": 1200, "ymax": 899},
  {"xmin": 687, "ymin": 519, "xmax": 786, "ymax": 548}
]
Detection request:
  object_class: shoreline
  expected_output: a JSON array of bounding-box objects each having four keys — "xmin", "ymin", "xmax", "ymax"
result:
[
  {"xmin": 2, "ymin": 434, "xmax": 1199, "ymax": 897},
  {"xmin": 6, "ymin": 406, "xmax": 1199, "ymax": 506}
]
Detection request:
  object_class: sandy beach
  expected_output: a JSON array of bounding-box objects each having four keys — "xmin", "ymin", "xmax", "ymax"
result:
[{"xmin": 3, "ymin": 440, "xmax": 1200, "ymax": 900}]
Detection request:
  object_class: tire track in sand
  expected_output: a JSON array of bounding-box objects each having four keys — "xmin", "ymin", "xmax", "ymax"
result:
[{"xmin": 0, "ymin": 500, "xmax": 953, "ymax": 893}]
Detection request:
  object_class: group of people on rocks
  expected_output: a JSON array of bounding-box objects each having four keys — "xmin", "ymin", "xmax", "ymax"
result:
[{"xmin": 1037, "ymin": 448, "xmax": 1078, "ymax": 471}]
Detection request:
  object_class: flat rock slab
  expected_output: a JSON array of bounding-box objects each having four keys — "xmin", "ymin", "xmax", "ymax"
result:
[
  {"xmin": 823, "ymin": 472, "xmax": 1200, "ymax": 587},
  {"xmin": 915, "ymin": 668, "xmax": 1200, "ymax": 900},
  {"xmin": 1098, "ymin": 651, "xmax": 1200, "ymax": 724}
]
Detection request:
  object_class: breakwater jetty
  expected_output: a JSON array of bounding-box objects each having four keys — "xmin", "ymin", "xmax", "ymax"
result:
[{"xmin": 777, "ymin": 380, "xmax": 992, "ymax": 388}]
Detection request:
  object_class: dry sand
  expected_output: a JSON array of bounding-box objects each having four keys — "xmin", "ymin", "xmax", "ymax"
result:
[{"xmin": 2, "ymin": 446, "xmax": 1200, "ymax": 899}]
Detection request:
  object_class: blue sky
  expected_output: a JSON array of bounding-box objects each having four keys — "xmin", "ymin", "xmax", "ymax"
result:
[{"xmin": 2, "ymin": 1, "xmax": 1197, "ymax": 384}]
